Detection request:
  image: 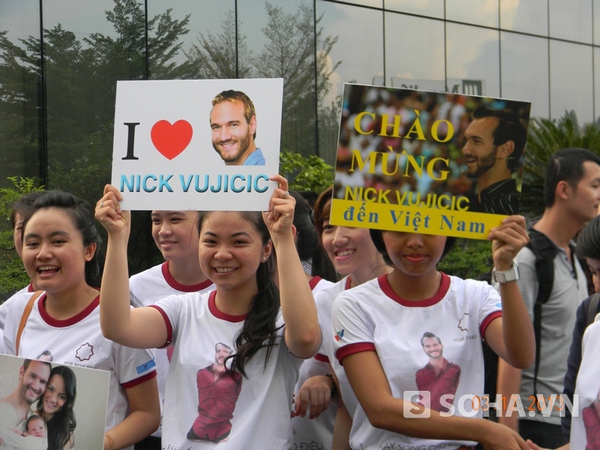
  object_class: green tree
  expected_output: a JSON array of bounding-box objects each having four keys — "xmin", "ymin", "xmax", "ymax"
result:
[
  {"xmin": 185, "ymin": 11, "xmax": 253, "ymax": 79},
  {"xmin": 254, "ymin": 2, "xmax": 340, "ymax": 156},
  {"xmin": 279, "ymin": 151, "xmax": 334, "ymax": 194},
  {"xmin": 438, "ymin": 239, "xmax": 493, "ymax": 280},
  {"xmin": 521, "ymin": 111, "xmax": 600, "ymax": 218},
  {"xmin": 0, "ymin": 177, "xmax": 44, "ymax": 299},
  {"xmin": 185, "ymin": 2, "xmax": 341, "ymax": 157},
  {"xmin": 0, "ymin": 0, "xmax": 193, "ymax": 275}
]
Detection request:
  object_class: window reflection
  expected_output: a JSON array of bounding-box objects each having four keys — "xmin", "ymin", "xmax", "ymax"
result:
[
  {"xmin": 150, "ymin": 1, "xmax": 236, "ymax": 79},
  {"xmin": 501, "ymin": 32, "xmax": 549, "ymax": 118},
  {"xmin": 595, "ymin": 47, "xmax": 600, "ymax": 117},
  {"xmin": 595, "ymin": 0, "xmax": 600, "ymax": 46},
  {"xmin": 549, "ymin": 0, "xmax": 592, "ymax": 44},
  {"xmin": 316, "ymin": 1, "xmax": 384, "ymax": 162},
  {"xmin": 0, "ymin": 0, "xmax": 40, "ymax": 184},
  {"xmin": 446, "ymin": 0, "xmax": 499, "ymax": 28},
  {"xmin": 237, "ymin": 0, "xmax": 319, "ymax": 157},
  {"xmin": 500, "ymin": 0, "xmax": 548, "ymax": 36},
  {"xmin": 385, "ymin": 13, "xmax": 444, "ymax": 88},
  {"xmin": 550, "ymin": 40, "xmax": 593, "ymax": 122},
  {"xmin": 446, "ymin": 23, "xmax": 500, "ymax": 97},
  {"xmin": 385, "ymin": 0, "xmax": 444, "ymax": 19}
]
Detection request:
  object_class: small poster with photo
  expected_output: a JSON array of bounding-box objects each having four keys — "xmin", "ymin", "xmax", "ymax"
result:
[
  {"xmin": 111, "ymin": 78, "xmax": 284, "ymax": 211},
  {"xmin": 329, "ymin": 83, "xmax": 532, "ymax": 240},
  {"xmin": 0, "ymin": 354, "xmax": 109, "ymax": 450}
]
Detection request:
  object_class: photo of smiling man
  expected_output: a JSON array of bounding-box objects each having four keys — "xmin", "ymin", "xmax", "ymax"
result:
[
  {"xmin": 210, "ymin": 90, "xmax": 265, "ymax": 166},
  {"xmin": 415, "ymin": 332, "xmax": 461, "ymax": 414},
  {"xmin": 461, "ymin": 105, "xmax": 527, "ymax": 215}
]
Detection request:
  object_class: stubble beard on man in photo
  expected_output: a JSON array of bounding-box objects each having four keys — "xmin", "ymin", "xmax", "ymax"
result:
[
  {"xmin": 213, "ymin": 130, "xmax": 253, "ymax": 164},
  {"xmin": 466, "ymin": 146, "xmax": 498, "ymax": 179}
]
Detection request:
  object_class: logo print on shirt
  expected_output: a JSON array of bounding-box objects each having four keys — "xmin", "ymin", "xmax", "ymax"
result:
[
  {"xmin": 334, "ymin": 329, "xmax": 345, "ymax": 341},
  {"xmin": 76, "ymin": 343, "xmax": 94, "ymax": 361},
  {"xmin": 458, "ymin": 313, "xmax": 469, "ymax": 332}
]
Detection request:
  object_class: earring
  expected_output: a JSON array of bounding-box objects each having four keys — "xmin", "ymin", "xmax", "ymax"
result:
[{"xmin": 261, "ymin": 256, "xmax": 267, "ymax": 262}]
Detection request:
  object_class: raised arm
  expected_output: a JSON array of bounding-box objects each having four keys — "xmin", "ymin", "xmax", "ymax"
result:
[
  {"xmin": 263, "ymin": 175, "xmax": 321, "ymax": 358},
  {"xmin": 95, "ymin": 185, "xmax": 167, "ymax": 348},
  {"xmin": 485, "ymin": 215, "xmax": 535, "ymax": 369}
]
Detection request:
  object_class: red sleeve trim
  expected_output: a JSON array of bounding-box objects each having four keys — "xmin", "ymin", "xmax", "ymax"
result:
[
  {"xmin": 480, "ymin": 311, "xmax": 503, "ymax": 339},
  {"xmin": 149, "ymin": 305, "xmax": 173, "ymax": 348},
  {"xmin": 122, "ymin": 370, "xmax": 157, "ymax": 389},
  {"xmin": 314, "ymin": 353, "xmax": 329, "ymax": 363},
  {"xmin": 336, "ymin": 342, "xmax": 376, "ymax": 366}
]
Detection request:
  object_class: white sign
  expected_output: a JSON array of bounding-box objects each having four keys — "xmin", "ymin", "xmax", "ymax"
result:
[{"xmin": 111, "ymin": 78, "xmax": 284, "ymax": 211}]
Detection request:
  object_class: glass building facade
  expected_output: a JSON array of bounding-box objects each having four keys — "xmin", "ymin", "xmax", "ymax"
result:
[{"xmin": 1, "ymin": 0, "xmax": 598, "ymax": 267}]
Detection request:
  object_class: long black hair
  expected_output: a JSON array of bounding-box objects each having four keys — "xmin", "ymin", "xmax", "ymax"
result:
[
  {"xmin": 198, "ymin": 211, "xmax": 281, "ymax": 378},
  {"xmin": 22, "ymin": 190, "xmax": 104, "ymax": 288},
  {"xmin": 38, "ymin": 365, "xmax": 77, "ymax": 450},
  {"xmin": 289, "ymin": 190, "xmax": 338, "ymax": 282}
]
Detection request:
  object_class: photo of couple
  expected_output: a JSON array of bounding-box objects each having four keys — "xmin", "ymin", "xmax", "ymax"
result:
[{"xmin": 0, "ymin": 354, "xmax": 109, "ymax": 450}]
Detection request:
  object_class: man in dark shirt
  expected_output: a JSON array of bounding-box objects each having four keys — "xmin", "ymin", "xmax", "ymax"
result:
[
  {"xmin": 462, "ymin": 105, "xmax": 527, "ymax": 215},
  {"xmin": 415, "ymin": 332, "xmax": 461, "ymax": 413},
  {"xmin": 188, "ymin": 342, "xmax": 243, "ymax": 442}
]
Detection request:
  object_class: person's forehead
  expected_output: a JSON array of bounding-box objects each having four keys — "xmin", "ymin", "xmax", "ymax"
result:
[
  {"xmin": 26, "ymin": 361, "xmax": 50, "ymax": 377},
  {"xmin": 467, "ymin": 116, "xmax": 498, "ymax": 137},
  {"xmin": 580, "ymin": 161, "xmax": 600, "ymax": 179},
  {"xmin": 211, "ymin": 100, "xmax": 244, "ymax": 118}
]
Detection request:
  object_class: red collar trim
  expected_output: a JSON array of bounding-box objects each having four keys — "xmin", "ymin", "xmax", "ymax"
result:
[
  {"xmin": 208, "ymin": 291, "xmax": 247, "ymax": 323},
  {"xmin": 39, "ymin": 291, "xmax": 100, "ymax": 327},
  {"xmin": 378, "ymin": 272, "xmax": 450, "ymax": 307},
  {"xmin": 162, "ymin": 262, "xmax": 213, "ymax": 292}
]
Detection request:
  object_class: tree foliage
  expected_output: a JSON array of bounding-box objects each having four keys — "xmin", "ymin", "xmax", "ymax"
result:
[
  {"xmin": 185, "ymin": 11, "xmax": 253, "ymax": 79},
  {"xmin": 185, "ymin": 1, "xmax": 341, "ymax": 157},
  {"xmin": 521, "ymin": 111, "xmax": 600, "ymax": 218},
  {"xmin": 437, "ymin": 239, "xmax": 493, "ymax": 281},
  {"xmin": 0, "ymin": 177, "xmax": 44, "ymax": 299},
  {"xmin": 279, "ymin": 151, "xmax": 334, "ymax": 194},
  {"xmin": 0, "ymin": 0, "xmax": 341, "ymax": 276}
]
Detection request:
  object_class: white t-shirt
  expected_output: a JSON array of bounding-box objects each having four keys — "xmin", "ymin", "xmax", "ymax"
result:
[
  {"xmin": 153, "ymin": 290, "xmax": 302, "ymax": 449},
  {"xmin": 571, "ymin": 320, "xmax": 600, "ymax": 449},
  {"xmin": 130, "ymin": 262, "xmax": 215, "ymax": 438},
  {"xmin": 314, "ymin": 276, "xmax": 360, "ymax": 419},
  {"xmin": 2, "ymin": 291, "xmax": 157, "ymax": 450},
  {"xmin": 332, "ymin": 273, "xmax": 502, "ymax": 450},
  {"xmin": 291, "ymin": 276, "xmax": 335, "ymax": 449}
]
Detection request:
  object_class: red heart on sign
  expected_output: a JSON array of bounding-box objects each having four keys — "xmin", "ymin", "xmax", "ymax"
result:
[{"xmin": 150, "ymin": 120, "xmax": 193, "ymax": 160}]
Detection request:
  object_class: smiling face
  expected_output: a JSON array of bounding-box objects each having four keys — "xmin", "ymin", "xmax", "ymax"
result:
[
  {"xmin": 462, "ymin": 117, "xmax": 500, "ymax": 178},
  {"xmin": 43, "ymin": 374, "xmax": 67, "ymax": 417},
  {"xmin": 151, "ymin": 211, "xmax": 199, "ymax": 262},
  {"xmin": 21, "ymin": 208, "xmax": 96, "ymax": 295},
  {"xmin": 214, "ymin": 343, "xmax": 233, "ymax": 366},
  {"xmin": 198, "ymin": 212, "xmax": 271, "ymax": 294},
  {"xmin": 422, "ymin": 336, "xmax": 443, "ymax": 360},
  {"xmin": 19, "ymin": 361, "xmax": 50, "ymax": 405},
  {"xmin": 210, "ymin": 100, "xmax": 257, "ymax": 165},
  {"xmin": 321, "ymin": 220, "xmax": 383, "ymax": 281}
]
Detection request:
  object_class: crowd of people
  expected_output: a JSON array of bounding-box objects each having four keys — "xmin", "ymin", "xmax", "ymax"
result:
[{"xmin": 0, "ymin": 145, "xmax": 600, "ymax": 450}]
